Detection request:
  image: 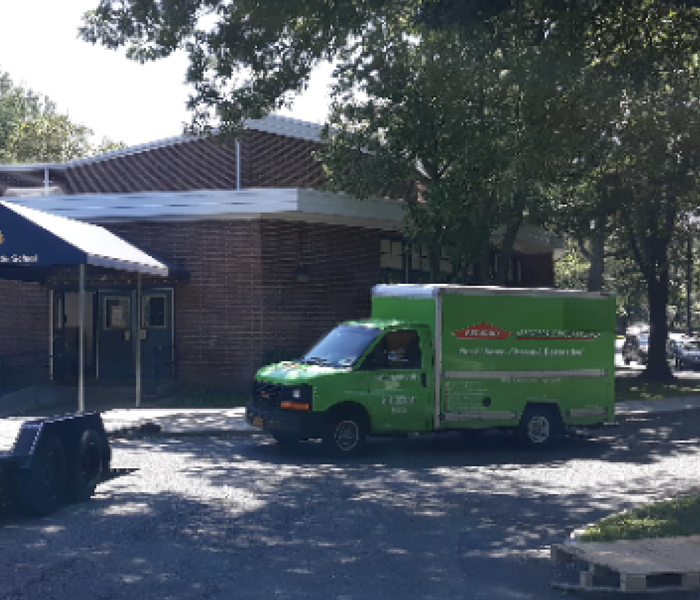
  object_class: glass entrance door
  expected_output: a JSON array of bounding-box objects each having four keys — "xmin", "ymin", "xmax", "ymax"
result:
[
  {"xmin": 97, "ymin": 291, "xmax": 134, "ymax": 379},
  {"xmin": 140, "ymin": 289, "xmax": 174, "ymax": 382},
  {"xmin": 53, "ymin": 290, "xmax": 96, "ymax": 380}
]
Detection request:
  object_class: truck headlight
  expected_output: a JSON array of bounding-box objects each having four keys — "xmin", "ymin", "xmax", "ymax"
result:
[{"xmin": 281, "ymin": 384, "xmax": 312, "ymax": 410}]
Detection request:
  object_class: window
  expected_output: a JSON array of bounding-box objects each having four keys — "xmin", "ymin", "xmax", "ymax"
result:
[
  {"xmin": 363, "ymin": 330, "xmax": 422, "ymax": 370},
  {"xmin": 104, "ymin": 297, "xmax": 130, "ymax": 329},
  {"xmin": 142, "ymin": 296, "xmax": 167, "ymax": 328}
]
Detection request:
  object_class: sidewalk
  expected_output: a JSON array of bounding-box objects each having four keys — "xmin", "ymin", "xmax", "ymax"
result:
[
  {"xmin": 7, "ymin": 386, "xmax": 692, "ymax": 441},
  {"xmin": 97, "ymin": 394, "xmax": 700, "ymax": 438},
  {"xmin": 102, "ymin": 407, "xmax": 258, "ymax": 437}
]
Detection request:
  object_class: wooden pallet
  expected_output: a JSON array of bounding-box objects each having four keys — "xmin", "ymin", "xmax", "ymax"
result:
[{"xmin": 551, "ymin": 536, "xmax": 700, "ymax": 594}]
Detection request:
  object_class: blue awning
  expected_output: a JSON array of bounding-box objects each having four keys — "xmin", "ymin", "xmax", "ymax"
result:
[{"xmin": 0, "ymin": 201, "xmax": 185, "ymax": 281}]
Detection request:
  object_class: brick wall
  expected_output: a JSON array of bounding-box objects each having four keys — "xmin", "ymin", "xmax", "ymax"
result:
[
  {"xmin": 108, "ymin": 218, "xmax": 386, "ymax": 389},
  {"xmin": 259, "ymin": 220, "xmax": 383, "ymax": 364},
  {"xmin": 108, "ymin": 220, "xmax": 265, "ymax": 389},
  {"xmin": 0, "ymin": 280, "xmax": 49, "ymax": 356}
]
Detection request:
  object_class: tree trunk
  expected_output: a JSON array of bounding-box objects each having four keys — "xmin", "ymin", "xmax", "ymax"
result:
[
  {"xmin": 495, "ymin": 191, "xmax": 526, "ymax": 286},
  {"xmin": 586, "ymin": 227, "xmax": 606, "ymax": 292},
  {"xmin": 645, "ymin": 273, "xmax": 673, "ymax": 380}
]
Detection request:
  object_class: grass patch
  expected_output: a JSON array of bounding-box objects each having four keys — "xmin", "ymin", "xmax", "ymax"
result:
[
  {"xmin": 580, "ymin": 495, "xmax": 700, "ymax": 542},
  {"xmin": 616, "ymin": 377, "xmax": 700, "ymax": 402}
]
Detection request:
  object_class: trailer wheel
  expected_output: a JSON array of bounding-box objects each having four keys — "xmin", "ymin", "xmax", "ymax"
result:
[
  {"xmin": 16, "ymin": 437, "xmax": 68, "ymax": 516},
  {"xmin": 516, "ymin": 406, "xmax": 561, "ymax": 449},
  {"xmin": 323, "ymin": 410, "xmax": 367, "ymax": 457},
  {"xmin": 67, "ymin": 428, "xmax": 104, "ymax": 502}
]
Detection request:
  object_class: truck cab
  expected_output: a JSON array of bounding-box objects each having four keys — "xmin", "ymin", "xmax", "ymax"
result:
[{"xmin": 247, "ymin": 319, "xmax": 433, "ymax": 455}]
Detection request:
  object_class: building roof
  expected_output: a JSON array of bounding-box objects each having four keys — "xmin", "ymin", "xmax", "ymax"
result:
[
  {"xmin": 0, "ymin": 115, "xmax": 326, "ymax": 195},
  {"xmin": 3, "ymin": 188, "xmax": 406, "ymax": 230}
]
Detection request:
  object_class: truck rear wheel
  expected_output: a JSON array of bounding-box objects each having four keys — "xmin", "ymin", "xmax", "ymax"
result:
[
  {"xmin": 516, "ymin": 406, "xmax": 561, "ymax": 449},
  {"xmin": 16, "ymin": 437, "xmax": 68, "ymax": 516},
  {"xmin": 67, "ymin": 428, "xmax": 104, "ymax": 502},
  {"xmin": 323, "ymin": 411, "xmax": 367, "ymax": 457}
]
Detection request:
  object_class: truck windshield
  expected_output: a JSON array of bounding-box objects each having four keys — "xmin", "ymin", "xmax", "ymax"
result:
[{"xmin": 300, "ymin": 325, "xmax": 382, "ymax": 368}]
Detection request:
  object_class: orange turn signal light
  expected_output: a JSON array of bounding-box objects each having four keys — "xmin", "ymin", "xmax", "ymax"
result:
[{"xmin": 280, "ymin": 401, "xmax": 310, "ymax": 410}]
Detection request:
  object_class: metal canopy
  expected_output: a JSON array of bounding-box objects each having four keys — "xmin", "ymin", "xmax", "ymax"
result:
[
  {"xmin": 0, "ymin": 200, "xmax": 186, "ymax": 413},
  {"xmin": 0, "ymin": 201, "xmax": 181, "ymax": 280}
]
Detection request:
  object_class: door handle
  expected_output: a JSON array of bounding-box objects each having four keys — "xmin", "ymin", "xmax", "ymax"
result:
[{"xmin": 421, "ymin": 372, "xmax": 427, "ymax": 387}]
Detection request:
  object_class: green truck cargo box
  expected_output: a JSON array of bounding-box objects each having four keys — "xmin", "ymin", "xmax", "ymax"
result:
[{"xmin": 246, "ymin": 284, "xmax": 616, "ymax": 455}]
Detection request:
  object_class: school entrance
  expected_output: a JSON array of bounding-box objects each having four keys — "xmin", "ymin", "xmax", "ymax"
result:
[
  {"xmin": 0, "ymin": 201, "xmax": 187, "ymax": 410},
  {"xmin": 52, "ymin": 287, "xmax": 175, "ymax": 383}
]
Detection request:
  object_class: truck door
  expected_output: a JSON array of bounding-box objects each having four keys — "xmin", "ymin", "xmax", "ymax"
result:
[{"xmin": 361, "ymin": 328, "xmax": 433, "ymax": 433}]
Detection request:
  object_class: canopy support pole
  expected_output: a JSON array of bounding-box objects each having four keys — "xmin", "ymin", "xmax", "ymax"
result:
[
  {"xmin": 78, "ymin": 264, "xmax": 85, "ymax": 412},
  {"xmin": 135, "ymin": 273, "xmax": 142, "ymax": 408},
  {"xmin": 49, "ymin": 290, "xmax": 54, "ymax": 381}
]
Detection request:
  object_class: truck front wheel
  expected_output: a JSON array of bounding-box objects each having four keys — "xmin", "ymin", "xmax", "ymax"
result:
[
  {"xmin": 323, "ymin": 411, "xmax": 367, "ymax": 457},
  {"xmin": 516, "ymin": 406, "xmax": 561, "ymax": 449}
]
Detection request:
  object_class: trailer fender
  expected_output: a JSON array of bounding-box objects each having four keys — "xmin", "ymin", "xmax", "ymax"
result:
[{"xmin": 11, "ymin": 413, "xmax": 111, "ymax": 514}]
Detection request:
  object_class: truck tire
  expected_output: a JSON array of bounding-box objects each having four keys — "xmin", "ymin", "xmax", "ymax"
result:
[
  {"xmin": 516, "ymin": 406, "xmax": 561, "ymax": 449},
  {"xmin": 16, "ymin": 436, "xmax": 68, "ymax": 516},
  {"xmin": 67, "ymin": 428, "xmax": 104, "ymax": 502},
  {"xmin": 323, "ymin": 410, "xmax": 367, "ymax": 457}
]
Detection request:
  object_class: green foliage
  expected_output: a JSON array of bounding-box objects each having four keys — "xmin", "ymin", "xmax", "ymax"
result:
[
  {"xmin": 319, "ymin": 13, "xmax": 572, "ymax": 283},
  {"xmin": 91, "ymin": 137, "xmax": 128, "ymax": 156},
  {"xmin": 554, "ymin": 243, "xmax": 589, "ymax": 291},
  {"xmin": 0, "ymin": 71, "xmax": 56, "ymax": 163},
  {"xmin": 6, "ymin": 115, "xmax": 92, "ymax": 163},
  {"xmin": 0, "ymin": 68, "xmax": 126, "ymax": 164},
  {"xmin": 81, "ymin": 0, "xmax": 413, "ymax": 137},
  {"xmin": 581, "ymin": 495, "xmax": 700, "ymax": 541}
]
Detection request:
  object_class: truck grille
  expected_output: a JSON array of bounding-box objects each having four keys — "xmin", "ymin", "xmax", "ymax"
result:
[{"xmin": 253, "ymin": 381, "xmax": 283, "ymax": 409}]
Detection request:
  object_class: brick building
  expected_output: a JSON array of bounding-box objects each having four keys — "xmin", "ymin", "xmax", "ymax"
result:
[{"xmin": 0, "ymin": 115, "xmax": 561, "ymax": 391}]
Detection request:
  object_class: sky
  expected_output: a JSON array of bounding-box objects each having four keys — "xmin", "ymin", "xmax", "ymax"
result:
[{"xmin": 0, "ymin": 0, "xmax": 332, "ymax": 148}]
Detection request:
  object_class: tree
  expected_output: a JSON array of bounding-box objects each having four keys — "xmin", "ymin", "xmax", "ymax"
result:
[
  {"xmin": 569, "ymin": 1, "xmax": 700, "ymax": 380},
  {"xmin": 0, "ymin": 69, "xmax": 126, "ymax": 164},
  {"xmin": 319, "ymin": 9, "xmax": 579, "ymax": 284},
  {"xmin": 79, "ymin": 0, "xmax": 700, "ymax": 135},
  {"xmin": 0, "ymin": 71, "xmax": 56, "ymax": 162},
  {"xmin": 6, "ymin": 115, "xmax": 93, "ymax": 163}
]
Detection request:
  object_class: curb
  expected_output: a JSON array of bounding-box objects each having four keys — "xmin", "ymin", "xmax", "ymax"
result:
[{"xmin": 104, "ymin": 420, "xmax": 263, "ymax": 439}]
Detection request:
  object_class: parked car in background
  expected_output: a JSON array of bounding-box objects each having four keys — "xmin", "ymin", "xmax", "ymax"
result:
[
  {"xmin": 622, "ymin": 329, "xmax": 649, "ymax": 365},
  {"xmin": 667, "ymin": 334, "xmax": 700, "ymax": 370}
]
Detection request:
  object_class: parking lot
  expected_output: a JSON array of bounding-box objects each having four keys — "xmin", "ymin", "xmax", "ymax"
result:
[{"xmin": 1, "ymin": 407, "xmax": 700, "ymax": 600}]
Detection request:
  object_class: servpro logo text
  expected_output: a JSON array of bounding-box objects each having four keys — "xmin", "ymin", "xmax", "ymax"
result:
[
  {"xmin": 453, "ymin": 323, "xmax": 511, "ymax": 340},
  {"xmin": 516, "ymin": 329, "xmax": 600, "ymax": 340}
]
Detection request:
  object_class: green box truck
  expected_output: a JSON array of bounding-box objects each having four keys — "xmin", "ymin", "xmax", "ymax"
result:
[{"xmin": 246, "ymin": 284, "xmax": 616, "ymax": 456}]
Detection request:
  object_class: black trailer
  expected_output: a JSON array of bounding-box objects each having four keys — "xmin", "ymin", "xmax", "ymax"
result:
[{"xmin": 0, "ymin": 413, "xmax": 111, "ymax": 516}]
